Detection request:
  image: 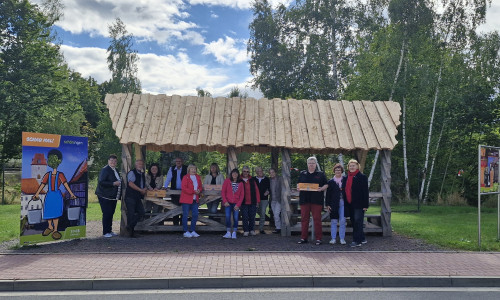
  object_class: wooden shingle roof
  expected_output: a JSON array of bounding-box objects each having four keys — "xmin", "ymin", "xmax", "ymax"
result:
[{"xmin": 105, "ymin": 93, "xmax": 401, "ymax": 154}]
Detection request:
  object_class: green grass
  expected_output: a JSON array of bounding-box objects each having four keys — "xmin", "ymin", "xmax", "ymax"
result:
[
  {"xmin": 0, "ymin": 202, "xmax": 121, "ymax": 243},
  {"xmin": 387, "ymin": 204, "xmax": 500, "ymax": 251}
]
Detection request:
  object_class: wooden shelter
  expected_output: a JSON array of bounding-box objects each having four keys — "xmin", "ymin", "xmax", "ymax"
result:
[{"xmin": 104, "ymin": 93, "xmax": 401, "ymax": 237}]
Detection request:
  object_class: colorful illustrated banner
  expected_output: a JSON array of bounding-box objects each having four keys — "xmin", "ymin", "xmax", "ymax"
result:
[
  {"xmin": 480, "ymin": 146, "xmax": 499, "ymax": 194},
  {"xmin": 20, "ymin": 132, "xmax": 88, "ymax": 245}
]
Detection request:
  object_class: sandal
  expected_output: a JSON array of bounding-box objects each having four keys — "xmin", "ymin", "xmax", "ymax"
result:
[
  {"xmin": 297, "ymin": 239, "xmax": 308, "ymax": 244},
  {"xmin": 51, "ymin": 231, "xmax": 62, "ymax": 240},
  {"xmin": 42, "ymin": 228, "xmax": 53, "ymax": 236}
]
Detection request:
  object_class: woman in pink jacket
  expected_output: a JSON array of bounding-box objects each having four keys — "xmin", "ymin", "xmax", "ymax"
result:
[
  {"xmin": 221, "ymin": 168, "xmax": 244, "ymax": 239},
  {"xmin": 180, "ymin": 164, "xmax": 203, "ymax": 238}
]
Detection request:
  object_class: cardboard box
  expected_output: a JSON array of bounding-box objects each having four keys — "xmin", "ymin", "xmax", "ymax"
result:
[
  {"xmin": 297, "ymin": 183, "xmax": 319, "ymax": 191},
  {"xmin": 146, "ymin": 190, "xmax": 167, "ymax": 198}
]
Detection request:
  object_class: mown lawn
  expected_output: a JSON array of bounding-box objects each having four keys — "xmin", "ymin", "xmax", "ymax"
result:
[{"xmin": 0, "ymin": 202, "xmax": 121, "ymax": 243}]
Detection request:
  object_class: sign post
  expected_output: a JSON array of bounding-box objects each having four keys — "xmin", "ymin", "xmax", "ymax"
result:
[{"xmin": 478, "ymin": 145, "xmax": 500, "ymax": 249}]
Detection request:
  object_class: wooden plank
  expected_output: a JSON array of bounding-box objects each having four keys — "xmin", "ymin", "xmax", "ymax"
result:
[
  {"xmin": 146, "ymin": 95, "xmax": 166, "ymax": 144},
  {"xmin": 380, "ymin": 150, "xmax": 392, "ymax": 236},
  {"xmin": 342, "ymin": 101, "xmax": 368, "ymax": 150},
  {"xmin": 268, "ymin": 98, "xmax": 276, "ymax": 147},
  {"xmin": 176, "ymin": 96, "xmax": 197, "ymax": 146},
  {"xmin": 227, "ymin": 97, "xmax": 241, "ymax": 146},
  {"xmin": 119, "ymin": 94, "xmax": 140, "ymax": 144},
  {"xmin": 206, "ymin": 96, "xmax": 217, "ymax": 146},
  {"xmin": 221, "ymin": 97, "xmax": 233, "ymax": 147},
  {"xmin": 188, "ymin": 96, "xmax": 204, "ymax": 147},
  {"xmin": 244, "ymin": 98, "xmax": 255, "ymax": 145},
  {"xmin": 273, "ymin": 99, "xmax": 285, "ymax": 147},
  {"xmin": 253, "ymin": 97, "xmax": 260, "ymax": 146},
  {"xmin": 384, "ymin": 101, "xmax": 402, "ymax": 127},
  {"xmin": 115, "ymin": 93, "xmax": 134, "ymax": 140},
  {"xmin": 104, "ymin": 94, "xmax": 118, "ymax": 117},
  {"xmin": 287, "ymin": 99, "xmax": 302, "ymax": 149},
  {"xmin": 281, "ymin": 148, "xmax": 292, "ymax": 236},
  {"xmin": 211, "ymin": 97, "xmax": 226, "ymax": 146},
  {"xmin": 126, "ymin": 94, "xmax": 147, "ymax": 144},
  {"xmin": 226, "ymin": 147, "xmax": 238, "ymax": 177},
  {"xmin": 352, "ymin": 101, "xmax": 380, "ymax": 149},
  {"xmin": 316, "ymin": 100, "xmax": 336, "ymax": 149},
  {"xmin": 197, "ymin": 96, "xmax": 214, "ymax": 146},
  {"xmin": 258, "ymin": 98, "xmax": 271, "ymax": 145},
  {"xmin": 303, "ymin": 100, "xmax": 325, "ymax": 149},
  {"xmin": 363, "ymin": 101, "xmax": 393, "ymax": 149},
  {"xmin": 161, "ymin": 95, "xmax": 182, "ymax": 145},
  {"xmin": 297, "ymin": 100, "xmax": 311, "ymax": 149},
  {"xmin": 281, "ymin": 100, "xmax": 293, "ymax": 148},
  {"xmin": 329, "ymin": 100, "xmax": 354, "ymax": 150},
  {"xmin": 235, "ymin": 98, "xmax": 246, "ymax": 147},
  {"xmin": 112, "ymin": 93, "xmax": 129, "ymax": 128},
  {"xmin": 156, "ymin": 96, "xmax": 172, "ymax": 145},
  {"xmin": 139, "ymin": 94, "xmax": 156, "ymax": 145},
  {"xmin": 171, "ymin": 95, "xmax": 188, "ymax": 145},
  {"xmin": 374, "ymin": 101, "xmax": 399, "ymax": 146}
]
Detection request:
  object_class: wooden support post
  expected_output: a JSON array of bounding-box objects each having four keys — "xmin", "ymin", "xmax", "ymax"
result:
[
  {"xmin": 227, "ymin": 147, "xmax": 238, "ymax": 177},
  {"xmin": 134, "ymin": 144, "xmax": 147, "ymax": 162},
  {"xmin": 355, "ymin": 150, "xmax": 369, "ymax": 173},
  {"xmin": 280, "ymin": 148, "xmax": 292, "ymax": 236},
  {"xmin": 380, "ymin": 150, "xmax": 392, "ymax": 236},
  {"xmin": 271, "ymin": 148, "xmax": 279, "ymax": 171},
  {"xmin": 120, "ymin": 144, "xmax": 133, "ymax": 236}
]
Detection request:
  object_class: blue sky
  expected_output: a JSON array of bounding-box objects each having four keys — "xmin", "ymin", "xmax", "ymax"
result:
[{"xmin": 30, "ymin": 0, "xmax": 500, "ymax": 99}]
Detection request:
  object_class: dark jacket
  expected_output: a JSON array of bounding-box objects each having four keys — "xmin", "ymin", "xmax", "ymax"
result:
[
  {"xmin": 298, "ymin": 170, "xmax": 327, "ymax": 205},
  {"xmin": 170, "ymin": 165, "xmax": 187, "ymax": 190},
  {"xmin": 125, "ymin": 169, "xmax": 146, "ymax": 200},
  {"xmin": 95, "ymin": 165, "xmax": 122, "ymax": 200},
  {"xmin": 325, "ymin": 177, "xmax": 349, "ymax": 219},
  {"xmin": 255, "ymin": 176, "xmax": 270, "ymax": 201},
  {"xmin": 342, "ymin": 172, "xmax": 369, "ymax": 210}
]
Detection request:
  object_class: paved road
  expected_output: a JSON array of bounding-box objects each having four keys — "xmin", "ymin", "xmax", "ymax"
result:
[{"xmin": 1, "ymin": 288, "xmax": 499, "ymax": 300}]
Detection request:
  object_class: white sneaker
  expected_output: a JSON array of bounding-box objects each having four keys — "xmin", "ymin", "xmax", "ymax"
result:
[
  {"xmin": 223, "ymin": 232, "xmax": 231, "ymax": 239},
  {"xmin": 243, "ymin": 232, "xmax": 249, "ymax": 237},
  {"xmin": 231, "ymin": 232, "xmax": 237, "ymax": 239},
  {"xmin": 191, "ymin": 231, "xmax": 200, "ymax": 238},
  {"xmin": 340, "ymin": 239, "xmax": 346, "ymax": 245},
  {"xmin": 249, "ymin": 230, "xmax": 256, "ymax": 236},
  {"xmin": 109, "ymin": 232, "xmax": 118, "ymax": 237},
  {"xmin": 329, "ymin": 239, "xmax": 336, "ymax": 244},
  {"xmin": 103, "ymin": 233, "xmax": 113, "ymax": 238},
  {"xmin": 362, "ymin": 239, "xmax": 368, "ymax": 244},
  {"xmin": 183, "ymin": 231, "xmax": 192, "ymax": 238}
]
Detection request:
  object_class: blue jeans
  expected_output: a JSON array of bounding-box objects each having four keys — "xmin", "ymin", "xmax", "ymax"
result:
[
  {"xmin": 331, "ymin": 199, "xmax": 346, "ymax": 240},
  {"xmin": 241, "ymin": 204, "xmax": 257, "ymax": 232},
  {"xmin": 350, "ymin": 207, "xmax": 365, "ymax": 244},
  {"xmin": 182, "ymin": 202, "xmax": 199, "ymax": 232},
  {"xmin": 207, "ymin": 199, "xmax": 221, "ymax": 214},
  {"xmin": 225, "ymin": 204, "xmax": 239, "ymax": 230}
]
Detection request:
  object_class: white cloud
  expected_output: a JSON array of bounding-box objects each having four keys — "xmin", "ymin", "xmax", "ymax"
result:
[
  {"xmin": 188, "ymin": 0, "xmax": 292, "ymax": 9},
  {"xmin": 30, "ymin": 0, "xmax": 201, "ymax": 44},
  {"xmin": 477, "ymin": 1, "xmax": 500, "ymax": 34},
  {"xmin": 210, "ymin": 11, "xmax": 219, "ymax": 18},
  {"xmin": 60, "ymin": 45, "xmax": 111, "ymax": 82},
  {"xmin": 203, "ymin": 36, "xmax": 248, "ymax": 64}
]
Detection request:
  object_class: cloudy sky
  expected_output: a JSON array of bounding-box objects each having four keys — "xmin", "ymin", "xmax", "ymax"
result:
[{"xmin": 31, "ymin": 0, "xmax": 500, "ymax": 98}]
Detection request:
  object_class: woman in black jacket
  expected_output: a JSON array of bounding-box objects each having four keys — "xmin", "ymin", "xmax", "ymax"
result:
[
  {"xmin": 343, "ymin": 159, "xmax": 369, "ymax": 247},
  {"xmin": 325, "ymin": 163, "xmax": 347, "ymax": 245}
]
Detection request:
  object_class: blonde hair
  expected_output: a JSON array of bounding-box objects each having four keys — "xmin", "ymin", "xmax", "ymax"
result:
[
  {"xmin": 347, "ymin": 159, "xmax": 359, "ymax": 168},
  {"xmin": 187, "ymin": 164, "xmax": 197, "ymax": 174}
]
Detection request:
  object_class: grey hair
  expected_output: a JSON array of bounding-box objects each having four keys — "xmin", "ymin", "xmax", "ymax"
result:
[
  {"xmin": 242, "ymin": 166, "xmax": 251, "ymax": 171},
  {"xmin": 307, "ymin": 156, "xmax": 318, "ymax": 164},
  {"xmin": 255, "ymin": 166, "xmax": 263, "ymax": 172}
]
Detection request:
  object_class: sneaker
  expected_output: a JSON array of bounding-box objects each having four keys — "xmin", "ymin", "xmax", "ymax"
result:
[
  {"xmin": 231, "ymin": 232, "xmax": 237, "ymax": 239},
  {"xmin": 250, "ymin": 230, "xmax": 256, "ymax": 236},
  {"xmin": 350, "ymin": 242, "xmax": 361, "ymax": 248},
  {"xmin": 340, "ymin": 239, "xmax": 346, "ymax": 245},
  {"xmin": 110, "ymin": 232, "xmax": 118, "ymax": 237},
  {"xmin": 315, "ymin": 240, "xmax": 322, "ymax": 245},
  {"xmin": 223, "ymin": 232, "xmax": 231, "ymax": 239},
  {"xmin": 243, "ymin": 232, "xmax": 249, "ymax": 237},
  {"xmin": 103, "ymin": 233, "xmax": 113, "ymax": 238},
  {"xmin": 361, "ymin": 239, "xmax": 368, "ymax": 244},
  {"xmin": 190, "ymin": 231, "xmax": 200, "ymax": 238},
  {"xmin": 329, "ymin": 239, "xmax": 336, "ymax": 245},
  {"xmin": 183, "ymin": 231, "xmax": 192, "ymax": 238},
  {"xmin": 297, "ymin": 239, "xmax": 308, "ymax": 244}
]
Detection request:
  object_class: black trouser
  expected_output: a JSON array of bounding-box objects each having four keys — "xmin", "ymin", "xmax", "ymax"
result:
[
  {"xmin": 171, "ymin": 194, "xmax": 181, "ymax": 225},
  {"xmin": 125, "ymin": 196, "xmax": 145, "ymax": 230},
  {"xmin": 98, "ymin": 196, "xmax": 117, "ymax": 235},
  {"xmin": 350, "ymin": 207, "xmax": 365, "ymax": 244}
]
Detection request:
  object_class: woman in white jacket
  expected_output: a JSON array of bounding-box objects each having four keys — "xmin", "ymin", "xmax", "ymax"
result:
[{"xmin": 203, "ymin": 163, "xmax": 225, "ymax": 213}]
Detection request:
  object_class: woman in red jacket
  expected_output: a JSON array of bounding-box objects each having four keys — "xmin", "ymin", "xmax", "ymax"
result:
[
  {"xmin": 180, "ymin": 164, "xmax": 203, "ymax": 238},
  {"xmin": 221, "ymin": 168, "xmax": 244, "ymax": 239}
]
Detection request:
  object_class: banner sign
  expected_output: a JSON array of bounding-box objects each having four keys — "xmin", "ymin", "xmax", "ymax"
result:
[
  {"xmin": 480, "ymin": 146, "xmax": 499, "ymax": 195},
  {"xmin": 20, "ymin": 132, "xmax": 88, "ymax": 245}
]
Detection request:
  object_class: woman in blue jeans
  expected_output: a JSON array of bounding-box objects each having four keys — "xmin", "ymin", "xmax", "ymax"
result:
[
  {"xmin": 221, "ymin": 169, "xmax": 244, "ymax": 239},
  {"xmin": 326, "ymin": 163, "xmax": 347, "ymax": 245},
  {"xmin": 343, "ymin": 159, "xmax": 369, "ymax": 247}
]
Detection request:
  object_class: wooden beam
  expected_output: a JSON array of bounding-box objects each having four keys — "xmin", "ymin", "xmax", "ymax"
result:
[
  {"xmin": 380, "ymin": 150, "xmax": 392, "ymax": 236},
  {"xmin": 227, "ymin": 147, "xmax": 238, "ymax": 177},
  {"xmin": 355, "ymin": 150, "xmax": 369, "ymax": 172},
  {"xmin": 280, "ymin": 148, "xmax": 292, "ymax": 236},
  {"xmin": 271, "ymin": 148, "xmax": 279, "ymax": 171},
  {"xmin": 120, "ymin": 144, "xmax": 133, "ymax": 236}
]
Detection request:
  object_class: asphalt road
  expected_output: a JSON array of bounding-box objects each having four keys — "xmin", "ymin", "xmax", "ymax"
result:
[{"xmin": 1, "ymin": 288, "xmax": 499, "ymax": 300}]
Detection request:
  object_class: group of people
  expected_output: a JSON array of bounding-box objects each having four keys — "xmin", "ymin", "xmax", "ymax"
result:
[{"xmin": 95, "ymin": 155, "xmax": 369, "ymax": 247}]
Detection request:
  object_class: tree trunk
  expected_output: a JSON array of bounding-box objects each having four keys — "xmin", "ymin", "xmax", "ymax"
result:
[
  {"xmin": 439, "ymin": 143, "xmax": 454, "ymax": 199},
  {"xmin": 418, "ymin": 62, "xmax": 443, "ymax": 207},
  {"xmin": 402, "ymin": 96, "xmax": 410, "ymax": 201},
  {"xmin": 423, "ymin": 122, "xmax": 445, "ymax": 204},
  {"xmin": 389, "ymin": 41, "xmax": 406, "ymax": 102}
]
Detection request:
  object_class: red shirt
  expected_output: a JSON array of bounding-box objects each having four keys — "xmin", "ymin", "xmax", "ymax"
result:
[
  {"xmin": 41, "ymin": 172, "xmax": 67, "ymax": 191},
  {"xmin": 241, "ymin": 176, "xmax": 260, "ymax": 205}
]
